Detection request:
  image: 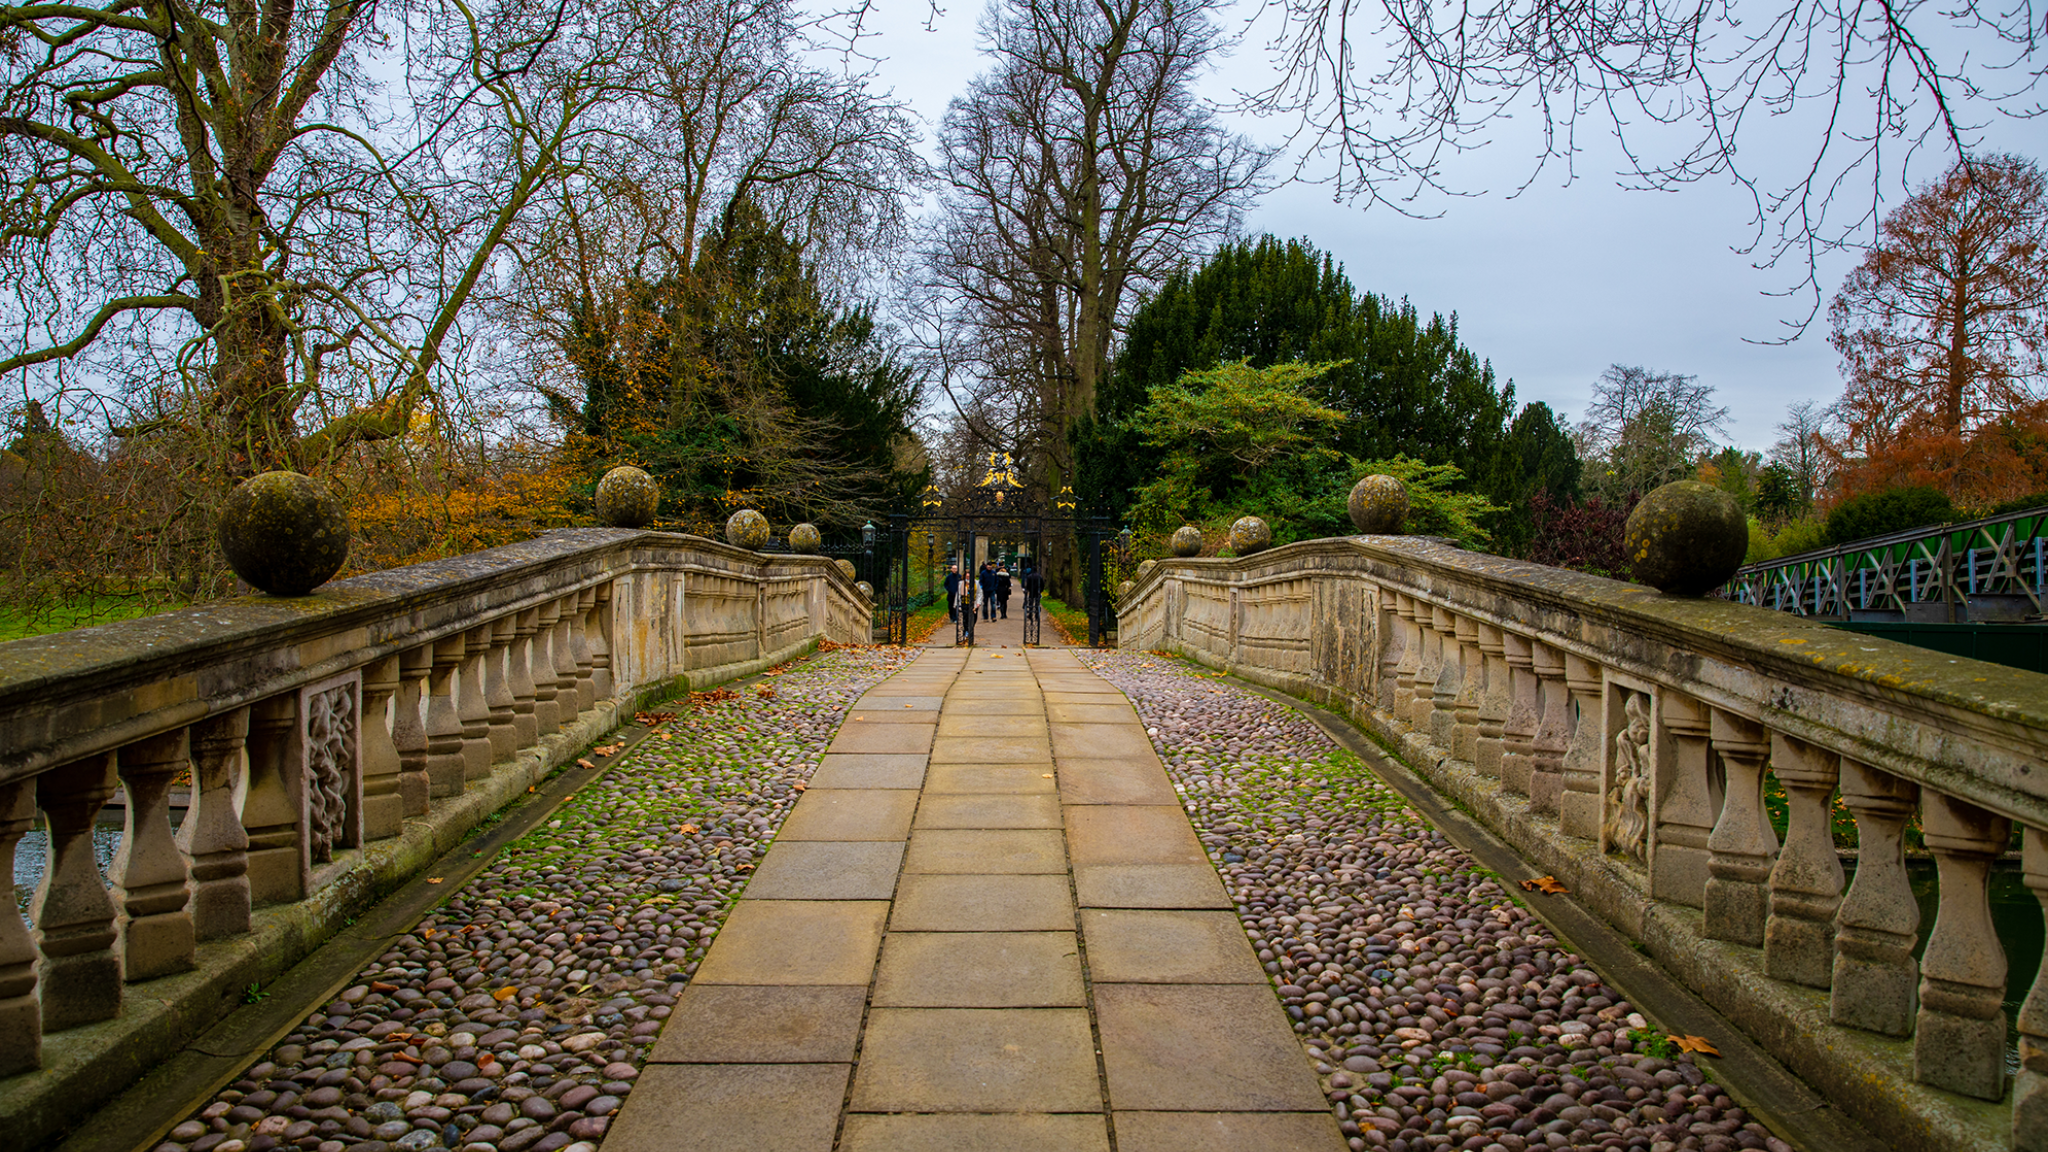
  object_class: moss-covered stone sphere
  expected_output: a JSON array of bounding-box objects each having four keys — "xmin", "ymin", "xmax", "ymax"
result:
[
  {"xmin": 788, "ymin": 522, "xmax": 821, "ymax": 553},
  {"xmin": 855, "ymin": 580, "xmax": 875, "ymax": 600},
  {"xmin": 594, "ymin": 465, "xmax": 659, "ymax": 528},
  {"xmin": 217, "ymin": 471, "xmax": 351, "ymax": 596},
  {"xmin": 1136, "ymin": 559, "xmax": 1158, "ymax": 580},
  {"xmin": 834, "ymin": 558, "xmax": 857, "ymax": 581},
  {"xmin": 1349, "ymin": 474, "xmax": 1409, "ymax": 534},
  {"xmin": 1170, "ymin": 525, "xmax": 1203, "ymax": 557},
  {"xmin": 1117, "ymin": 579, "xmax": 1135, "ymax": 600},
  {"xmin": 1228, "ymin": 515, "xmax": 1272, "ymax": 555},
  {"xmin": 1625, "ymin": 480, "xmax": 1749, "ymax": 595},
  {"xmin": 725, "ymin": 508, "xmax": 770, "ymax": 550}
]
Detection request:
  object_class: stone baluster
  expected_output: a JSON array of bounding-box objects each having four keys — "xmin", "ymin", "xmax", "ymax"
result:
[
  {"xmin": 485, "ymin": 617, "xmax": 520, "ymax": 763},
  {"xmin": 1377, "ymin": 592, "xmax": 1407, "ymax": 713},
  {"xmin": 588, "ymin": 583, "xmax": 615, "ymax": 701},
  {"xmin": 1450, "ymin": 614, "xmax": 1483, "ymax": 762},
  {"xmin": 242, "ymin": 696, "xmax": 304, "ymax": 905},
  {"xmin": 1474, "ymin": 625, "xmax": 1510, "ymax": 779},
  {"xmin": 1391, "ymin": 594, "xmax": 1422, "ymax": 718},
  {"xmin": 1914, "ymin": 791, "xmax": 2011, "ymax": 1101},
  {"xmin": 510, "ymin": 609, "xmax": 541, "ymax": 747},
  {"xmin": 1704, "ymin": 709, "xmax": 1776, "ymax": 947},
  {"xmin": 2015, "ymin": 826, "xmax": 2048, "ymax": 1149},
  {"xmin": 112, "ymin": 731, "xmax": 196, "ymax": 980},
  {"xmin": 458, "ymin": 625, "xmax": 496, "ymax": 782},
  {"xmin": 360, "ymin": 655, "xmax": 405, "ymax": 840},
  {"xmin": 425, "ymin": 636, "xmax": 468, "ymax": 798},
  {"xmin": 177, "ymin": 710, "xmax": 251, "ymax": 941},
  {"xmin": 0, "ymin": 780, "xmax": 40, "ymax": 1074},
  {"xmin": 32, "ymin": 756, "xmax": 121, "ymax": 1029},
  {"xmin": 393, "ymin": 646, "xmax": 433, "ymax": 816},
  {"xmin": 1651, "ymin": 693, "xmax": 1717, "ymax": 907},
  {"xmin": 1428, "ymin": 607, "xmax": 1463, "ymax": 747},
  {"xmin": 1557, "ymin": 654, "xmax": 1605, "ymax": 839},
  {"xmin": 1527, "ymin": 643, "xmax": 1571, "ymax": 816},
  {"xmin": 571, "ymin": 588, "xmax": 597, "ymax": 714},
  {"xmin": 1499, "ymin": 633, "xmax": 1538, "ymax": 797},
  {"xmin": 1762, "ymin": 733, "xmax": 1843, "ymax": 988},
  {"xmin": 1408, "ymin": 602, "xmax": 1444, "ymax": 731},
  {"xmin": 550, "ymin": 596, "xmax": 581, "ymax": 722},
  {"xmin": 530, "ymin": 602, "xmax": 563, "ymax": 738},
  {"xmin": 1831, "ymin": 758, "xmax": 1920, "ymax": 1035}
]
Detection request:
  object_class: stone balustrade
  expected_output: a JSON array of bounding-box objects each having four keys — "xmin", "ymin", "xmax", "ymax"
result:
[
  {"xmin": 0, "ymin": 527, "xmax": 867, "ymax": 1141},
  {"xmin": 1118, "ymin": 535, "xmax": 2048, "ymax": 1152}
]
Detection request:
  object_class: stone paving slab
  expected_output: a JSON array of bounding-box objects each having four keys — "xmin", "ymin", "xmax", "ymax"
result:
[
  {"xmin": 649, "ymin": 985, "xmax": 867, "ymax": 1063},
  {"xmin": 1080, "ymin": 909, "xmax": 1268, "ymax": 983},
  {"xmin": 905, "ymin": 828, "xmax": 1068, "ymax": 873},
  {"xmin": 1056, "ymin": 765, "xmax": 1179, "ymax": 805},
  {"xmin": 914, "ymin": 792, "xmax": 1063, "ymax": 828},
  {"xmin": 849, "ymin": 1008, "xmax": 1102, "ymax": 1112},
  {"xmin": 604, "ymin": 1063, "xmax": 850, "ymax": 1152},
  {"xmin": 1113, "ymin": 1110, "xmax": 1347, "ymax": 1151},
  {"xmin": 939, "ymin": 697, "xmax": 1050, "ymax": 715},
  {"xmin": 924, "ymin": 764, "xmax": 1057, "ymax": 792},
  {"xmin": 839, "ymin": 1113, "xmax": 1111, "ymax": 1152},
  {"xmin": 872, "ymin": 931, "xmax": 1085, "ymax": 1007},
  {"xmin": 741, "ymin": 840, "xmax": 906, "ymax": 899},
  {"xmin": 811, "ymin": 753, "xmax": 927, "ymax": 789},
  {"xmin": 1050, "ymin": 721, "xmax": 1157, "ymax": 758},
  {"xmin": 1075, "ymin": 862, "xmax": 1235, "ymax": 908},
  {"xmin": 777, "ymin": 787, "xmax": 919, "ymax": 840},
  {"xmin": 1094, "ymin": 984, "xmax": 1330, "ymax": 1112},
  {"xmin": 937, "ymin": 712, "xmax": 1046, "ymax": 737},
  {"xmin": 891, "ymin": 872, "xmax": 1075, "ymax": 930},
  {"xmin": 1065, "ymin": 805, "xmax": 1208, "ymax": 864},
  {"xmin": 827, "ymin": 720, "xmax": 937, "ymax": 754},
  {"xmin": 1046, "ymin": 702, "xmax": 1140, "ymax": 723},
  {"xmin": 931, "ymin": 734, "xmax": 1055, "ymax": 762},
  {"xmin": 690, "ymin": 900, "xmax": 888, "ymax": 984}
]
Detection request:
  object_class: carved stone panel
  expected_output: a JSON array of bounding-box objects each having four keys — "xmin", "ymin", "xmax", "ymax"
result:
[
  {"xmin": 301, "ymin": 671, "xmax": 363, "ymax": 868},
  {"xmin": 1604, "ymin": 688, "xmax": 1652, "ymax": 863}
]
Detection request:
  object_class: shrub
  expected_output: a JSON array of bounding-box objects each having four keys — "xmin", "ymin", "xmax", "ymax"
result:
[{"xmin": 1823, "ymin": 486, "xmax": 1956, "ymax": 545}]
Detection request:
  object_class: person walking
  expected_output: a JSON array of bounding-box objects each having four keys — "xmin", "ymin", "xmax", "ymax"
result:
[
  {"xmin": 995, "ymin": 566, "xmax": 1013, "ymax": 619},
  {"xmin": 1022, "ymin": 565, "xmax": 1045, "ymax": 621},
  {"xmin": 978, "ymin": 562, "xmax": 998, "ymax": 621},
  {"xmin": 943, "ymin": 563, "xmax": 961, "ymax": 622}
]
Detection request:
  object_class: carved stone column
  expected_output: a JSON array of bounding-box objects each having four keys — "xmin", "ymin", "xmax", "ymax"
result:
[
  {"xmin": 178, "ymin": 710, "xmax": 251, "ymax": 941},
  {"xmin": 33, "ymin": 756, "xmax": 121, "ymax": 1030},
  {"xmin": 112, "ymin": 731, "xmax": 196, "ymax": 980},
  {"xmin": 302, "ymin": 674, "xmax": 363, "ymax": 864},
  {"xmin": 485, "ymin": 617, "xmax": 520, "ymax": 763},
  {"xmin": 1763, "ymin": 733, "xmax": 1843, "ymax": 988},
  {"xmin": 0, "ymin": 780, "xmax": 41, "ymax": 1074},
  {"xmin": 1449, "ymin": 614, "xmax": 1483, "ymax": 762},
  {"xmin": 1705, "ymin": 709, "xmax": 1776, "ymax": 946},
  {"xmin": 1558, "ymin": 655, "xmax": 1606, "ymax": 839},
  {"xmin": 510, "ymin": 608, "xmax": 541, "ymax": 747},
  {"xmin": 1409, "ymin": 601, "xmax": 1444, "ymax": 731},
  {"xmin": 1914, "ymin": 791, "xmax": 2011, "ymax": 1101},
  {"xmin": 550, "ymin": 596, "xmax": 581, "ymax": 723},
  {"xmin": 1528, "ymin": 643, "xmax": 1571, "ymax": 816},
  {"xmin": 393, "ymin": 645, "xmax": 433, "ymax": 816},
  {"xmin": 241, "ymin": 696, "xmax": 302, "ymax": 904},
  {"xmin": 425, "ymin": 635, "xmax": 468, "ymax": 798},
  {"xmin": 588, "ymin": 583, "xmax": 615, "ymax": 701},
  {"xmin": 571, "ymin": 588, "xmax": 597, "ymax": 714},
  {"xmin": 1499, "ymin": 633, "xmax": 1538, "ymax": 797},
  {"xmin": 359, "ymin": 655, "xmax": 404, "ymax": 840},
  {"xmin": 1651, "ymin": 692, "xmax": 1717, "ymax": 907},
  {"xmin": 1474, "ymin": 625, "xmax": 1510, "ymax": 779},
  {"xmin": 1831, "ymin": 759, "xmax": 1920, "ymax": 1035},
  {"xmin": 530, "ymin": 602, "xmax": 563, "ymax": 738},
  {"xmin": 1391, "ymin": 594, "xmax": 1422, "ymax": 719},
  {"xmin": 2015, "ymin": 826, "xmax": 2048, "ymax": 1150},
  {"xmin": 1428, "ymin": 607, "xmax": 1463, "ymax": 748},
  {"xmin": 459, "ymin": 624, "xmax": 496, "ymax": 782}
]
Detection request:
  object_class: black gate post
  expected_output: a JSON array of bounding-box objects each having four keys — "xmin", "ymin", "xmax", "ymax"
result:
[
  {"xmin": 890, "ymin": 511, "xmax": 910, "ymax": 645},
  {"xmin": 1086, "ymin": 511, "xmax": 1109, "ymax": 647}
]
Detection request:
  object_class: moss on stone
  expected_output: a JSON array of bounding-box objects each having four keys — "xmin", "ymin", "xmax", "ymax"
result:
[
  {"xmin": 788, "ymin": 522, "xmax": 821, "ymax": 553},
  {"xmin": 1229, "ymin": 515, "xmax": 1272, "ymax": 555},
  {"xmin": 594, "ymin": 466, "xmax": 659, "ymax": 528},
  {"xmin": 1349, "ymin": 474, "xmax": 1409, "ymax": 534},
  {"xmin": 725, "ymin": 508, "xmax": 770, "ymax": 550},
  {"xmin": 1624, "ymin": 480, "xmax": 1748, "ymax": 596},
  {"xmin": 1170, "ymin": 525, "xmax": 1204, "ymax": 556},
  {"xmin": 216, "ymin": 471, "xmax": 351, "ymax": 596}
]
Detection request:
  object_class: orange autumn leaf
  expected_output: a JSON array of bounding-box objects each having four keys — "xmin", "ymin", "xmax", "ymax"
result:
[
  {"xmin": 1519, "ymin": 876, "xmax": 1570, "ymax": 895},
  {"xmin": 1673, "ymin": 1034, "xmax": 1720, "ymax": 1056},
  {"xmin": 492, "ymin": 986, "xmax": 518, "ymax": 1001},
  {"xmin": 425, "ymin": 877, "xmax": 443, "ymax": 884},
  {"xmin": 679, "ymin": 824, "xmax": 698, "ymax": 834},
  {"xmin": 792, "ymin": 782, "xmax": 807, "ymax": 791},
  {"xmin": 577, "ymin": 758, "xmax": 595, "ymax": 769}
]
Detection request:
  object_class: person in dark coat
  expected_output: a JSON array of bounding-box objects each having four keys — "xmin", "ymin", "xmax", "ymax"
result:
[
  {"xmin": 943, "ymin": 564, "xmax": 961, "ymax": 621},
  {"xmin": 995, "ymin": 566, "xmax": 1013, "ymax": 618},
  {"xmin": 1021, "ymin": 566, "xmax": 1045, "ymax": 618},
  {"xmin": 978, "ymin": 562, "xmax": 998, "ymax": 620}
]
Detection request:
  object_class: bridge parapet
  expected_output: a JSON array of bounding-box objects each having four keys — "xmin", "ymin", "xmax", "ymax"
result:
[
  {"xmin": 0, "ymin": 527, "xmax": 868, "ymax": 1140},
  {"xmin": 1120, "ymin": 535, "xmax": 2048, "ymax": 1152}
]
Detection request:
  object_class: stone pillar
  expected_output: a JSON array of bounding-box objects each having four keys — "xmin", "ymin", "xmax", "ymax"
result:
[
  {"xmin": 112, "ymin": 731, "xmax": 196, "ymax": 981},
  {"xmin": 426, "ymin": 635, "xmax": 468, "ymax": 798},
  {"xmin": 2014, "ymin": 826, "xmax": 2048, "ymax": 1150},
  {"xmin": 588, "ymin": 583, "xmax": 615, "ymax": 701},
  {"xmin": 571, "ymin": 588, "xmax": 597, "ymax": 714},
  {"xmin": 510, "ymin": 608, "xmax": 541, "ymax": 747},
  {"xmin": 1378, "ymin": 592, "xmax": 1407, "ymax": 713},
  {"xmin": 1408, "ymin": 602, "xmax": 1444, "ymax": 731},
  {"xmin": 1499, "ymin": 633, "xmax": 1538, "ymax": 797},
  {"xmin": 1474, "ymin": 625, "xmax": 1510, "ymax": 780},
  {"xmin": 530, "ymin": 601, "xmax": 563, "ymax": 738},
  {"xmin": 485, "ymin": 617, "xmax": 520, "ymax": 762},
  {"xmin": 1528, "ymin": 643, "xmax": 1570, "ymax": 816},
  {"xmin": 1428, "ymin": 607, "xmax": 1462, "ymax": 748},
  {"xmin": 1391, "ymin": 594, "xmax": 1422, "ymax": 719},
  {"xmin": 1914, "ymin": 791, "xmax": 2011, "ymax": 1101},
  {"xmin": 393, "ymin": 645, "xmax": 433, "ymax": 816},
  {"xmin": 1449, "ymin": 614, "xmax": 1483, "ymax": 762},
  {"xmin": 1651, "ymin": 693, "xmax": 1716, "ymax": 907},
  {"xmin": 178, "ymin": 710, "xmax": 251, "ymax": 941},
  {"xmin": 359, "ymin": 655, "xmax": 405, "ymax": 840},
  {"xmin": 1763, "ymin": 733, "xmax": 1842, "ymax": 988},
  {"xmin": 459, "ymin": 624, "xmax": 496, "ymax": 782},
  {"xmin": 1831, "ymin": 758, "xmax": 1920, "ymax": 1035},
  {"xmin": 33, "ymin": 756, "xmax": 121, "ymax": 1030},
  {"xmin": 0, "ymin": 780, "xmax": 41, "ymax": 1075},
  {"xmin": 1558, "ymin": 654, "xmax": 1605, "ymax": 839},
  {"xmin": 550, "ymin": 596, "xmax": 581, "ymax": 722},
  {"xmin": 1704, "ymin": 709, "xmax": 1775, "ymax": 947},
  {"xmin": 241, "ymin": 696, "xmax": 303, "ymax": 905}
]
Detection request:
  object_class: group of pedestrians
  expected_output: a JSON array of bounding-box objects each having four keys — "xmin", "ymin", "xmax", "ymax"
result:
[{"xmin": 943, "ymin": 560, "xmax": 1046, "ymax": 622}]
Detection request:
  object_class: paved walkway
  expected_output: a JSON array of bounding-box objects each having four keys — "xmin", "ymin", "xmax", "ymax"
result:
[{"xmin": 602, "ymin": 645, "xmax": 1339, "ymax": 1152}]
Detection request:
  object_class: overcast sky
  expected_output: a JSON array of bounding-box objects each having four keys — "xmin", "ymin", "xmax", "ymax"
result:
[{"xmin": 849, "ymin": 0, "xmax": 2040, "ymax": 454}]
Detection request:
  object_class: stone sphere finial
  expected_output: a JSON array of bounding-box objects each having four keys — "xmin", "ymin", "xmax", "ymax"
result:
[
  {"xmin": 1228, "ymin": 515, "xmax": 1272, "ymax": 555},
  {"xmin": 1349, "ymin": 474, "xmax": 1409, "ymax": 534},
  {"xmin": 595, "ymin": 465, "xmax": 659, "ymax": 528},
  {"xmin": 1170, "ymin": 525, "xmax": 1203, "ymax": 557},
  {"xmin": 217, "ymin": 471, "xmax": 351, "ymax": 596},
  {"xmin": 1624, "ymin": 480, "xmax": 1748, "ymax": 595},
  {"xmin": 834, "ymin": 558, "xmax": 857, "ymax": 581},
  {"xmin": 725, "ymin": 508, "xmax": 770, "ymax": 550},
  {"xmin": 855, "ymin": 580, "xmax": 874, "ymax": 600},
  {"xmin": 1116, "ymin": 579, "xmax": 1135, "ymax": 600},
  {"xmin": 788, "ymin": 522, "xmax": 821, "ymax": 553}
]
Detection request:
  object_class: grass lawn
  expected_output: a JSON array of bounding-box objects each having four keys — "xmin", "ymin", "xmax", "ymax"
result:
[{"xmin": 0, "ymin": 594, "xmax": 185, "ymax": 643}]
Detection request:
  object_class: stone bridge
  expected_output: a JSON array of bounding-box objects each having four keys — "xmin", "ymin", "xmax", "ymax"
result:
[{"xmin": 0, "ymin": 526, "xmax": 2042, "ymax": 1152}]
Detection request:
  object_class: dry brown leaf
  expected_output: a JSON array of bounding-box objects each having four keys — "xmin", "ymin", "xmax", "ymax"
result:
[
  {"xmin": 679, "ymin": 823, "xmax": 698, "ymax": 834},
  {"xmin": 1519, "ymin": 876, "xmax": 1570, "ymax": 895},
  {"xmin": 492, "ymin": 986, "xmax": 517, "ymax": 1001},
  {"xmin": 792, "ymin": 782, "xmax": 807, "ymax": 791},
  {"xmin": 1673, "ymin": 1035, "xmax": 1720, "ymax": 1056},
  {"xmin": 576, "ymin": 758, "xmax": 596, "ymax": 769},
  {"xmin": 425, "ymin": 877, "xmax": 443, "ymax": 884}
]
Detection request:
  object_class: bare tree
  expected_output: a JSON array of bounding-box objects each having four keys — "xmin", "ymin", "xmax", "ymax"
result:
[
  {"xmin": 1769, "ymin": 399, "xmax": 1830, "ymax": 507},
  {"xmin": 1575, "ymin": 364, "xmax": 1728, "ymax": 499}
]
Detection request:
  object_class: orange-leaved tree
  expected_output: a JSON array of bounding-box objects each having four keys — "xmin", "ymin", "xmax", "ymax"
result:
[{"xmin": 1826, "ymin": 154, "xmax": 2048, "ymax": 508}]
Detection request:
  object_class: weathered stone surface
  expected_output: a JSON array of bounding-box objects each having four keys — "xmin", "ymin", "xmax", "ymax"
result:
[
  {"xmin": 1623, "ymin": 479, "xmax": 1746, "ymax": 595},
  {"xmin": 855, "ymin": 580, "xmax": 874, "ymax": 600},
  {"xmin": 1348, "ymin": 473, "xmax": 1408, "ymax": 533},
  {"xmin": 594, "ymin": 466, "xmax": 659, "ymax": 528},
  {"xmin": 1170, "ymin": 525, "xmax": 1203, "ymax": 557},
  {"xmin": 788, "ymin": 523, "xmax": 821, "ymax": 553},
  {"xmin": 1226, "ymin": 515, "xmax": 1270, "ymax": 555},
  {"xmin": 1116, "ymin": 580, "xmax": 1134, "ymax": 600},
  {"xmin": 835, "ymin": 559, "xmax": 857, "ymax": 581},
  {"xmin": 217, "ymin": 471, "xmax": 351, "ymax": 595},
  {"xmin": 725, "ymin": 508, "xmax": 770, "ymax": 550}
]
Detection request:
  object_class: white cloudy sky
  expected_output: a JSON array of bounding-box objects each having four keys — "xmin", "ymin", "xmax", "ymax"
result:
[{"xmin": 844, "ymin": 0, "xmax": 2040, "ymax": 453}]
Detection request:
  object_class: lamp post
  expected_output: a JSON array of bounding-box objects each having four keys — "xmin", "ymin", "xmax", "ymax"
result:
[
  {"xmin": 925, "ymin": 532, "xmax": 935, "ymax": 601},
  {"xmin": 861, "ymin": 520, "xmax": 876, "ymax": 587}
]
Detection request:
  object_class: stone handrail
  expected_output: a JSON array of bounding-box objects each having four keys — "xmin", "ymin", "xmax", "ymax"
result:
[
  {"xmin": 0, "ymin": 527, "xmax": 868, "ymax": 1138},
  {"xmin": 1118, "ymin": 535, "xmax": 2048, "ymax": 1152}
]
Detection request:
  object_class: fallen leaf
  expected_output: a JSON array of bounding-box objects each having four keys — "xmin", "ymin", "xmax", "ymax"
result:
[
  {"xmin": 370, "ymin": 981, "xmax": 397, "ymax": 993},
  {"xmin": 1520, "ymin": 876, "xmax": 1570, "ymax": 895},
  {"xmin": 903, "ymin": 704, "xmax": 912, "ymax": 709},
  {"xmin": 425, "ymin": 877, "xmax": 443, "ymax": 884},
  {"xmin": 1042, "ymin": 773, "xmax": 1054, "ymax": 778},
  {"xmin": 792, "ymin": 782, "xmax": 807, "ymax": 791},
  {"xmin": 1673, "ymin": 1035, "xmax": 1720, "ymax": 1056},
  {"xmin": 679, "ymin": 824, "xmax": 698, "ymax": 834},
  {"xmin": 492, "ymin": 987, "xmax": 518, "ymax": 1001},
  {"xmin": 577, "ymin": 758, "xmax": 595, "ymax": 769}
]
